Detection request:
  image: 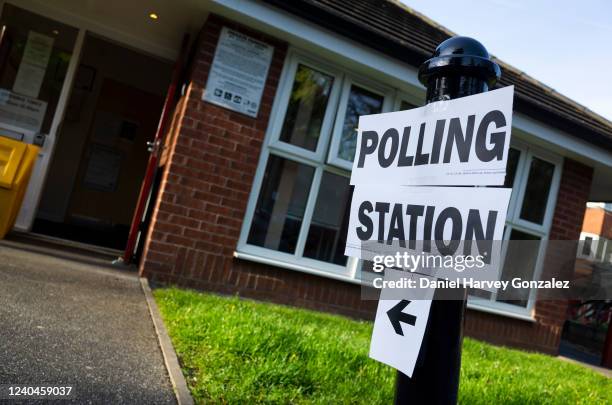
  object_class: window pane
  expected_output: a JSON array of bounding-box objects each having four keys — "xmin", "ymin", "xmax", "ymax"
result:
[
  {"xmin": 520, "ymin": 157, "xmax": 555, "ymax": 224},
  {"xmin": 337, "ymin": 85, "xmax": 384, "ymax": 162},
  {"xmin": 582, "ymin": 237, "xmax": 593, "ymax": 256},
  {"xmin": 468, "ymin": 288, "xmax": 492, "ymax": 300},
  {"xmin": 279, "ymin": 64, "xmax": 333, "ymax": 151},
  {"xmin": 504, "ymin": 148, "xmax": 520, "ymax": 188},
  {"xmin": 247, "ymin": 155, "xmax": 314, "ymax": 254},
  {"xmin": 303, "ymin": 172, "xmax": 352, "ymax": 265},
  {"xmin": 496, "ymin": 229, "xmax": 541, "ymax": 307},
  {"xmin": 490, "ymin": 147, "xmax": 520, "ymax": 189},
  {"xmin": 399, "ymin": 100, "xmax": 415, "ymax": 110},
  {"xmin": 595, "ymin": 239, "xmax": 606, "ymax": 261},
  {"xmin": 604, "ymin": 241, "xmax": 612, "ymax": 263}
]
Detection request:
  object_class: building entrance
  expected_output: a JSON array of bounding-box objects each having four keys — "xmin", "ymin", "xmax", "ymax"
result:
[{"xmin": 34, "ymin": 33, "xmax": 172, "ymax": 249}]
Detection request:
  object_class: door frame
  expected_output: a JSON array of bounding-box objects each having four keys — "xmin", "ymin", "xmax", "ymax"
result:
[
  {"xmin": 14, "ymin": 29, "xmax": 85, "ymax": 230},
  {"xmin": 0, "ymin": 2, "xmax": 86, "ymax": 230},
  {"xmin": 0, "ymin": 0, "xmax": 177, "ymax": 231}
]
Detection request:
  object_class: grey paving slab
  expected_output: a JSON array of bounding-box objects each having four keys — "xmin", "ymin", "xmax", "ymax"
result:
[{"xmin": 0, "ymin": 242, "xmax": 176, "ymax": 404}]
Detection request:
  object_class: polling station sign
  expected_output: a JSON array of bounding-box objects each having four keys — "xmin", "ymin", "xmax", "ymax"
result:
[
  {"xmin": 350, "ymin": 86, "xmax": 514, "ymax": 186},
  {"xmin": 345, "ymin": 85, "xmax": 515, "ymax": 379},
  {"xmin": 344, "ymin": 185, "xmax": 511, "ymax": 285}
]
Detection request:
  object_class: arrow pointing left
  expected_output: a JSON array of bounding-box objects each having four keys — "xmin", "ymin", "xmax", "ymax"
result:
[
  {"xmin": 386, "ymin": 299, "xmax": 417, "ymax": 336},
  {"xmin": 369, "ymin": 270, "xmax": 435, "ymax": 377}
]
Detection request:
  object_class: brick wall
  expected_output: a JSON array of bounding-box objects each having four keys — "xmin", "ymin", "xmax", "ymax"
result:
[
  {"xmin": 138, "ymin": 14, "xmax": 376, "ymax": 318},
  {"xmin": 140, "ymin": 13, "xmax": 595, "ymax": 354},
  {"xmin": 139, "ymin": 14, "xmax": 287, "ymax": 285},
  {"xmin": 550, "ymin": 159, "xmax": 594, "ymax": 241},
  {"xmin": 582, "ymin": 207, "xmax": 605, "ymax": 235}
]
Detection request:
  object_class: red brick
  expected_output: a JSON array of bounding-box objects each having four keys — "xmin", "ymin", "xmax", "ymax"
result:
[{"xmin": 188, "ymin": 209, "xmax": 217, "ymax": 223}]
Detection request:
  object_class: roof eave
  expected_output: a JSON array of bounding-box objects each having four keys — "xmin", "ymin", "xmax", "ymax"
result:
[{"xmin": 261, "ymin": 0, "xmax": 612, "ymax": 152}]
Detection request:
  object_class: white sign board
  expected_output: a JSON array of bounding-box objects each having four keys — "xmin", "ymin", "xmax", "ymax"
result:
[
  {"xmin": 13, "ymin": 31, "xmax": 54, "ymax": 98},
  {"xmin": 345, "ymin": 185, "xmax": 510, "ymax": 262},
  {"xmin": 346, "ymin": 87, "xmax": 515, "ymax": 378},
  {"xmin": 0, "ymin": 89, "xmax": 47, "ymax": 133},
  {"xmin": 203, "ymin": 27, "xmax": 274, "ymax": 117},
  {"xmin": 350, "ymin": 86, "xmax": 514, "ymax": 186},
  {"xmin": 370, "ymin": 269, "xmax": 435, "ymax": 377}
]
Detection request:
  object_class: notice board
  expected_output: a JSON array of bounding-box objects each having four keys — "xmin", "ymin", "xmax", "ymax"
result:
[{"xmin": 202, "ymin": 27, "xmax": 274, "ymax": 118}]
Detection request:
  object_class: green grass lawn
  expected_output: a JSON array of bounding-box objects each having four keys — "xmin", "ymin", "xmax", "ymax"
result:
[{"xmin": 154, "ymin": 287, "xmax": 611, "ymax": 404}]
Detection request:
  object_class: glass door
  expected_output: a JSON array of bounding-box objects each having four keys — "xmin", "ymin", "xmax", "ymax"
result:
[{"xmin": 0, "ymin": 3, "xmax": 82, "ymax": 230}]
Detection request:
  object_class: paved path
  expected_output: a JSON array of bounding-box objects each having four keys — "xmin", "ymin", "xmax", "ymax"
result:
[{"xmin": 0, "ymin": 240, "xmax": 176, "ymax": 403}]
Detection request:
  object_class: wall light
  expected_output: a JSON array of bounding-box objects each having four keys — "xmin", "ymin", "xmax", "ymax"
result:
[{"xmin": 149, "ymin": 13, "xmax": 159, "ymax": 20}]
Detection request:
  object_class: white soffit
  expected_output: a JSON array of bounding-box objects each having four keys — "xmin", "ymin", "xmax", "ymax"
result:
[{"xmin": 5, "ymin": 0, "xmax": 210, "ymax": 59}]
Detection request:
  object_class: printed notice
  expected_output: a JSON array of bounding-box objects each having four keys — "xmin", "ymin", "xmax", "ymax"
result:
[
  {"xmin": 0, "ymin": 89, "xmax": 47, "ymax": 133},
  {"xmin": 351, "ymin": 86, "xmax": 514, "ymax": 186},
  {"xmin": 83, "ymin": 145, "xmax": 122, "ymax": 192},
  {"xmin": 202, "ymin": 27, "xmax": 274, "ymax": 117},
  {"xmin": 13, "ymin": 31, "xmax": 54, "ymax": 98}
]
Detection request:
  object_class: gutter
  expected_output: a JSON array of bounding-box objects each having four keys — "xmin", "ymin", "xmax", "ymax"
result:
[{"xmin": 260, "ymin": 0, "xmax": 612, "ymax": 153}]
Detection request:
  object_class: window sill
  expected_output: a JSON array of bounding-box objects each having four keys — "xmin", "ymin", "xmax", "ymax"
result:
[
  {"xmin": 233, "ymin": 251, "xmax": 366, "ymax": 286},
  {"xmin": 466, "ymin": 300, "xmax": 536, "ymax": 322}
]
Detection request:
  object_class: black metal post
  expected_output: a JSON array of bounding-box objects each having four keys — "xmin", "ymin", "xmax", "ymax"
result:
[{"xmin": 394, "ymin": 37, "xmax": 501, "ymax": 405}]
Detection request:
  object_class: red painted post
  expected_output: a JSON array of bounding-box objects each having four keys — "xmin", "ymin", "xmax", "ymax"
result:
[{"xmin": 121, "ymin": 34, "xmax": 190, "ymax": 264}]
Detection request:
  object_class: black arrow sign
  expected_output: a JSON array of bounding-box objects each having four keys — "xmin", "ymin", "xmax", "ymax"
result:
[{"xmin": 387, "ymin": 300, "xmax": 417, "ymax": 336}]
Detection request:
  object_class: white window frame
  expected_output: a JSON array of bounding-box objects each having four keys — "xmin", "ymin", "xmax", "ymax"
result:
[
  {"xmin": 326, "ymin": 77, "xmax": 395, "ymax": 170},
  {"xmin": 602, "ymin": 238, "xmax": 612, "ymax": 263},
  {"xmin": 578, "ymin": 232, "xmax": 601, "ymax": 261},
  {"xmin": 237, "ymin": 146, "xmax": 358, "ymax": 279},
  {"xmin": 238, "ymin": 48, "xmax": 393, "ymax": 283},
  {"xmin": 468, "ymin": 139, "xmax": 563, "ymax": 318},
  {"xmin": 268, "ymin": 53, "xmax": 343, "ymax": 162},
  {"xmin": 393, "ymin": 89, "xmax": 423, "ymax": 111}
]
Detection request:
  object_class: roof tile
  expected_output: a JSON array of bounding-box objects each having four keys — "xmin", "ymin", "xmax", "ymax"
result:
[{"xmin": 262, "ymin": 0, "xmax": 612, "ymax": 150}]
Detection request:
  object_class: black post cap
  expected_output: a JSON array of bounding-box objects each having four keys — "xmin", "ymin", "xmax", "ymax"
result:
[{"xmin": 418, "ymin": 36, "xmax": 501, "ymax": 87}]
